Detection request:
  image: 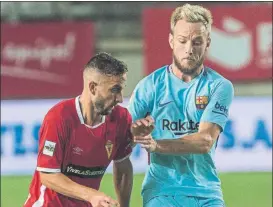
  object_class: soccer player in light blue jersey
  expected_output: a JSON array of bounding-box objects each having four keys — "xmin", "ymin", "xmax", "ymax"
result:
[{"xmin": 129, "ymin": 4, "xmax": 234, "ymax": 207}]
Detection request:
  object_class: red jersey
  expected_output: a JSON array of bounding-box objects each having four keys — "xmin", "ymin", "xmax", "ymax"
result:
[{"xmin": 24, "ymin": 96, "xmax": 133, "ymax": 207}]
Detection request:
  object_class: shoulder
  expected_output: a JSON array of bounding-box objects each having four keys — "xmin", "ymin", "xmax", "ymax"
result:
[
  {"xmin": 137, "ymin": 65, "xmax": 169, "ymax": 88},
  {"xmin": 44, "ymin": 98, "xmax": 76, "ymax": 124},
  {"xmin": 204, "ymin": 67, "xmax": 234, "ymax": 91}
]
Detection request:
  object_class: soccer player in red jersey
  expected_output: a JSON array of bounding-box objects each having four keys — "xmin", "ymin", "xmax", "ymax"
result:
[{"xmin": 24, "ymin": 52, "xmax": 153, "ymax": 207}]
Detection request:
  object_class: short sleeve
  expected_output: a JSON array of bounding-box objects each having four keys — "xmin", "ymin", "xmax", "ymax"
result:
[
  {"xmin": 201, "ymin": 80, "xmax": 234, "ymax": 132},
  {"xmin": 128, "ymin": 77, "xmax": 154, "ymax": 122},
  {"xmin": 36, "ymin": 115, "xmax": 66, "ymax": 173},
  {"xmin": 113, "ymin": 110, "xmax": 133, "ymax": 163}
]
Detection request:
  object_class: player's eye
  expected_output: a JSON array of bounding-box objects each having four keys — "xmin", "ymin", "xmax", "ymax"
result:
[
  {"xmin": 178, "ymin": 40, "xmax": 187, "ymax": 44},
  {"xmin": 193, "ymin": 40, "xmax": 203, "ymax": 46},
  {"xmin": 111, "ymin": 87, "xmax": 122, "ymax": 93}
]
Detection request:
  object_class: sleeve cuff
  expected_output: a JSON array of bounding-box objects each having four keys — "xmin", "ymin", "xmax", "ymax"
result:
[{"xmin": 36, "ymin": 167, "xmax": 61, "ymax": 173}]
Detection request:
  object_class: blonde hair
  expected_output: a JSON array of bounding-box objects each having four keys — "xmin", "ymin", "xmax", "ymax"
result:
[{"xmin": 170, "ymin": 4, "xmax": 213, "ymax": 34}]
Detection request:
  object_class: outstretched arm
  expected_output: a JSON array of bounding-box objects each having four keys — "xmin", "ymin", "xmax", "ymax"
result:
[{"xmin": 135, "ymin": 122, "xmax": 220, "ymax": 154}]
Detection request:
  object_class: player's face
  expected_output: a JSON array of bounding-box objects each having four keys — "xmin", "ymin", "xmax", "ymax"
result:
[
  {"xmin": 94, "ymin": 74, "xmax": 127, "ymax": 115},
  {"xmin": 169, "ymin": 19, "xmax": 211, "ymax": 75}
]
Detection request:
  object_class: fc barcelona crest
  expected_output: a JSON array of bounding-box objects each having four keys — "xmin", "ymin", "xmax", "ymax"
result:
[
  {"xmin": 196, "ymin": 96, "xmax": 208, "ymax": 109},
  {"xmin": 105, "ymin": 140, "xmax": 113, "ymax": 159}
]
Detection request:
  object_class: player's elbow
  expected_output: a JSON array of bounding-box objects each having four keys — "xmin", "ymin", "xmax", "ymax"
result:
[{"xmin": 198, "ymin": 134, "xmax": 213, "ymax": 154}]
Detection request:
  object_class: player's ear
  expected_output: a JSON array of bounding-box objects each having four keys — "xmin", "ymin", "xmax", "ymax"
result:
[
  {"xmin": 169, "ymin": 33, "xmax": 174, "ymax": 50},
  {"xmin": 89, "ymin": 81, "xmax": 97, "ymax": 95}
]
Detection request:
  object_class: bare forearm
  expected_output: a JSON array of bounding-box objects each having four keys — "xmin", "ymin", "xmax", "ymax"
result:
[
  {"xmin": 113, "ymin": 160, "xmax": 133, "ymax": 207},
  {"xmin": 40, "ymin": 172, "xmax": 95, "ymax": 202},
  {"xmin": 155, "ymin": 132, "xmax": 213, "ymax": 154}
]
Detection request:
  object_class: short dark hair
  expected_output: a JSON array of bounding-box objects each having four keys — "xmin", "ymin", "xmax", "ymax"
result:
[{"xmin": 84, "ymin": 52, "xmax": 128, "ymax": 76}]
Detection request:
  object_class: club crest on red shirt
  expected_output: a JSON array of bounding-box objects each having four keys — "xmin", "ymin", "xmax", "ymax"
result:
[{"xmin": 105, "ymin": 140, "xmax": 113, "ymax": 159}]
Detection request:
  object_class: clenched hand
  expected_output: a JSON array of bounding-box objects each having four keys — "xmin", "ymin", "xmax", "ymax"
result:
[{"xmin": 131, "ymin": 116, "xmax": 155, "ymax": 137}]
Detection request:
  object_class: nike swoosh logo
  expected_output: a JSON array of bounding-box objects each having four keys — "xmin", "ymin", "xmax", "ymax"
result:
[{"xmin": 159, "ymin": 101, "xmax": 173, "ymax": 107}]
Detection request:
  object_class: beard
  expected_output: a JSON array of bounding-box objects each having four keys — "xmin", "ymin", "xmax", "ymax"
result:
[
  {"xmin": 94, "ymin": 96, "xmax": 115, "ymax": 116},
  {"xmin": 173, "ymin": 52, "xmax": 205, "ymax": 76}
]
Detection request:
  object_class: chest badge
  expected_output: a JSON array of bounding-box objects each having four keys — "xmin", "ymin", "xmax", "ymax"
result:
[
  {"xmin": 105, "ymin": 140, "xmax": 113, "ymax": 159},
  {"xmin": 196, "ymin": 96, "xmax": 209, "ymax": 109}
]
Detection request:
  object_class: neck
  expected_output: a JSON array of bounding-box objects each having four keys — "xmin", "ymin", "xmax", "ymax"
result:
[
  {"xmin": 79, "ymin": 93, "xmax": 103, "ymax": 126},
  {"xmin": 171, "ymin": 63, "xmax": 203, "ymax": 82}
]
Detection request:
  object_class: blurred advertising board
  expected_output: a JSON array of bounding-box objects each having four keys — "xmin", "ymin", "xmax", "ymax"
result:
[
  {"xmin": 1, "ymin": 22, "xmax": 94, "ymax": 99},
  {"xmin": 1, "ymin": 97, "xmax": 272, "ymax": 175},
  {"xmin": 143, "ymin": 4, "xmax": 272, "ymax": 81}
]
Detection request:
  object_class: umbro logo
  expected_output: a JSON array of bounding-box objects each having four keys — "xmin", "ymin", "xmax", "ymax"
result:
[
  {"xmin": 73, "ymin": 147, "xmax": 83, "ymax": 155},
  {"xmin": 159, "ymin": 101, "xmax": 173, "ymax": 107}
]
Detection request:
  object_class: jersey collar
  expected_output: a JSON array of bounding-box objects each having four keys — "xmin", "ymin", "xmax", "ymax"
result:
[
  {"xmin": 168, "ymin": 65, "xmax": 205, "ymax": 85},
  {"xmin": 75, "ymin": 96, "xmax": 106, "ymax": 129}
]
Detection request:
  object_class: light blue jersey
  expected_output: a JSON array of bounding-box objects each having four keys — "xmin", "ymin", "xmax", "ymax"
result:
[{"xmin": 128, "ymin": 65, "xmax": 234, "ymax": 203}]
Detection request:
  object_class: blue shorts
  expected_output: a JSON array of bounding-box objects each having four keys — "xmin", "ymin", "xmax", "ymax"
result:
[{"xmin": 144, "ymin": 195, "xmax": 225, "ymax": 207}]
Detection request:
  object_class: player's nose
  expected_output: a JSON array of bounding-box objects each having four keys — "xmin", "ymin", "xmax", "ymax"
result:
[
  {"xmin": 185, "ymin": 41, "xmax": 193, "ymax": 55},
  {"xmin": 115, "ymin": 93, "xmax": 123, "ymax": 104}
]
